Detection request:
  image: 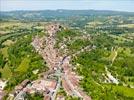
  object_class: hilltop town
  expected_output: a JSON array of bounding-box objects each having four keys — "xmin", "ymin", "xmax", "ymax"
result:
[
  {"xmin": 31, "ymin": 23, "xmax": 91, "ymax": 100},
  {"xmin": 0, "ymin": 10, "xmax": 134, "ymax": 100},
  {"xmin": 0, "ymin": 23, "xmax": 91, "ymax": 100}
]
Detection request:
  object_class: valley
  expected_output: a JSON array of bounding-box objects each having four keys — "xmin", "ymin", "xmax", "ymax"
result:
[{"xmin": 0, "ymin": 10, "xmax": 134, "ymax": 100}]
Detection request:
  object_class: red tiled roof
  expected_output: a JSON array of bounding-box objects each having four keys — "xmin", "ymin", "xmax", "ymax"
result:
[
  {"xmin": 69, "ymin": 76, "xmax": 79, "ymax": 86},
  {"xmin": 46, "ymin": 80, "xmax": 57, "ymax": 90},
  {"xmin": 44, "ymin": 95, "xmax": 51, "ymax": 100},
  {"xmin": 62, "ymin": 79, "xmax": 72, "ymax": 95},
  {"xmin": 0, "ymin": 90, "xmax": 4, "ymax": 100}
]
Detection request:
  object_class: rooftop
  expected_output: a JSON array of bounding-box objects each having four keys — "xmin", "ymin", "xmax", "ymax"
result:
[{"xmin": 32, "ymin": 79, "xmax": 57, "ymax": 91}]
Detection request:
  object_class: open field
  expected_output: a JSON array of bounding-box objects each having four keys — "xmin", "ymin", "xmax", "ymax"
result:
[
  {"xmin": 2, "ymin": 39, "xmax": 14, "ymax": 46},
  {"xmin": 108, "ymin": 50, "xmax": 117, "ymax": 63},
  {"xmin": 0, "ymin": 64, "xmax": 12, "ymax": 79},
  {"xmin": 103, "ymin": 84, "xmax": 134, "ymax": 97},
  {"xmin": 1, "ymin": 47, "xmax": 8, "ymax": 58},
  {"xmin": 16, "ymin": 57, "xmax": 30, "ymax": 73},
  {"xmin": 118, "ymin": 24, "xmax": 134, "ymax": 28}
]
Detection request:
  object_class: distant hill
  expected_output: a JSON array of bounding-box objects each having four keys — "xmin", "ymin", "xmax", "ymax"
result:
[{"xmin": 0, "ymin": 10, "xmax": 134, "ymax": 21}]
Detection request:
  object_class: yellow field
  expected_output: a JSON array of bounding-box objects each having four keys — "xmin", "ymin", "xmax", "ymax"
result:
[
  {"xmin": 15, "ymin": 57, "xmax": 30, "ymax": 73},
  {"xmin": 104, "ymin": 84, "xmax": 134, "ymax": 97},
  {"xmin": 118, "ymin": 24, "xmax": 134, "ymax": 28},
  {"xmin": 108, "ymin": 50, "xmax": 117, "ymax": 63},
  {"xmin": 1, "ymin": 64, "xmax": 12, "ymax": 79},
  {"xmin": 1, "ymin": 47, "xmax": 8, "ymax": 58},
  {"xmin": 2, "ymin": 39, "xmax": 14, "ymax": 46}
]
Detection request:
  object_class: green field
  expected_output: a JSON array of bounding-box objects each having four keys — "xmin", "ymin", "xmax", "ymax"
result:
[
  {"xmin": 15, "ymin": 57, "xmax": 30, "ymax": 73},
  {"xmin": 0, "ymin": 21, "xmax": 48, "ymax": 92},
  {"xmin": 103, "ymin": 84, "xmax": 134, "ymax": 97},
  {"xmin": 2, "ymin": 40, "xmax": 14, "ymax": 46},
  {"xmin": 1, "ymin": 47, "xmax": 8, "ymax": 58},
  {"xmin": 108, "ymin": 50, "xmax": 117, "ymax": 63},
  {"xmin": 1, "ymin": 64, "xmax": 12, "ymax": 79}
]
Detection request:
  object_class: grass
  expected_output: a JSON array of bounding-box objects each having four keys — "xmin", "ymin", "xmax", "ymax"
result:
[
  {"xmin": 0, "ymin": 30, "xmax": 10, "ymax": 35},
  {"xmin": 108, "ymin": 50, "xmax": 117, "ymax": 63},
  {"xmin": 103, "ymin": 84, "xmax": 134, "ymax": 97},
  {"xmin": 2, "ymin": 40, "xmax": 14, "ymax": 46},
  {"xmin": 34, "ymin": 26, "xmax": 44, "ymax": 30},
  {"xmin": 15, "ymin": 57, "xmax": 30, "ymax": 73},
  {"xmin": 117, "ymin": 47, "xmax": 124, "ymax": 53},
  {"xmin": 124, "ymin": 76, "xmax": 134, "ymax": 86},
  {"xmin": 1, "ymin": 47, "xmax": 8, "ymax": 58},
  {"xmin": 0, "ymin": 22, "xmax": 21, "ymax": 29},
  {"xmin": 118, "ymin": 24, "xmax": 134, "ymax": 28},
  {"xmin": 0, "ymin": 32, "xmax": 25, "ymax": 44},
  {"xmin": 123, "ymin": 48, "xmax": 131, "ymax": 56},
  {"xmin": 0, "ymin": 22, "xmax": 22, "ymax": 35},
  {"xmin": 68, "ymin": 39, "xmax": 90, "ymax": 52},
  {"xmin": 1, "ymin": 64, "xmax": 12, "ymax": 79},
  {"xmin": 86, "ymin": 21, "xmax": 103, "ymax": 27},
  {"xmin": 114, "ymin": 86, "xmax": 134, "ymax": 97},
  {"xmin": 117, "ymin": 47, "xmax": 132, "ymax": 56},
  {"xmin": 109, "ymin": 34, "xmax": 132, "ymax": 43}
]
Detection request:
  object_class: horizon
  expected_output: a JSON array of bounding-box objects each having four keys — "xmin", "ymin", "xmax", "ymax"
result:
[
  {"xmin": 0, "ymin": 0, "xmax": 134, "ymax": 12},
  {"xmin": 1, "ymin": 9, "xmax": 134, "ymax": 13}
]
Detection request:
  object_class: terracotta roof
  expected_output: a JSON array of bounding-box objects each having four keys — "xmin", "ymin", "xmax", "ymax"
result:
[
  {"xmin": 32, "ymin": 80, "xmax": 57, "ymax": 91},
  {"xmin": 44, "ymin": 95, "xmax": 51, "ymax": 100},
  {"xmin": 0, "ymin": 90, "xmax": 5, "ymax": 100},
  {"xmin": 62, "ymin": 79, "xmax": 72, "ymax": 95}
]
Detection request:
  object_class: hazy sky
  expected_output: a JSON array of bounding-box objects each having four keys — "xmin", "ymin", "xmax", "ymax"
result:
[{"xmin": 0, "ymin": 0, "xmax": 134, "ymax": 12}]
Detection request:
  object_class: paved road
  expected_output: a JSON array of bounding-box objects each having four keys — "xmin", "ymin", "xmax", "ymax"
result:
[
  {"xmin": 51, "ymin": 57, "xmax": 64, "ymax": 100},
  {"xmin": 51, "ymin": 75, "xmax": 61, "ymax": 100},
  {"xmin": 14, "ymin": 91, "xmax": 25, "ymax": 100}
]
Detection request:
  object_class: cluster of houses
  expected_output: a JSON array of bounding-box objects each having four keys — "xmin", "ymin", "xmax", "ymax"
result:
[
  {"xmin": 61, "ymin": 56, "xmax": 91, "ymax": 100},
  {"xmin": 31, "ymin": 23, "xmax": 91, "ymax": 100},
  {"xmin": 8, "ymin": 78, "xmax": 58, "ymax": 100},
  {"xmin": 8, "ymin": 25, "xmax": 64, "ymax": 98},
  {"xmin": 6, "ymin": 23, "xmax": 91, "ymax": 100},
  {"xmin": 32, "ymin": 23, "xmax": 62, "ymax": 70},
  {"xmin": 45, "ymin": 23, "xmax": 62, "ymax": 36}
]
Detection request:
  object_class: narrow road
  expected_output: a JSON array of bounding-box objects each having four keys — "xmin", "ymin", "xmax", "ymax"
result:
[
  {"xmin": 51, "ymin": 57, "xmax": 65, "ymax": 100},
  {"xmin": 51, "ymin": 76, "xmax": 61, "ymax": 100},
  {"xmin": 14, "ymin": 91, "xmax": 25, "ymax": 100}
]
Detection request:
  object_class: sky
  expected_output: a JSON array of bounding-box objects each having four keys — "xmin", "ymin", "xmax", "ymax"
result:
[{"xmin": 0, "ymin": 0, "xmax": 134, "ymax": 12}]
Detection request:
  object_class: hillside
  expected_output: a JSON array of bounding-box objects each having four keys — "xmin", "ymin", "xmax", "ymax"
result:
[
  {"xmin": 0, "ymin": 10, "xmax": 134, "ymax": 100},
  {"xmin": 1, "ymin": 10, "xmax": 134, "ymax": 21}
]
